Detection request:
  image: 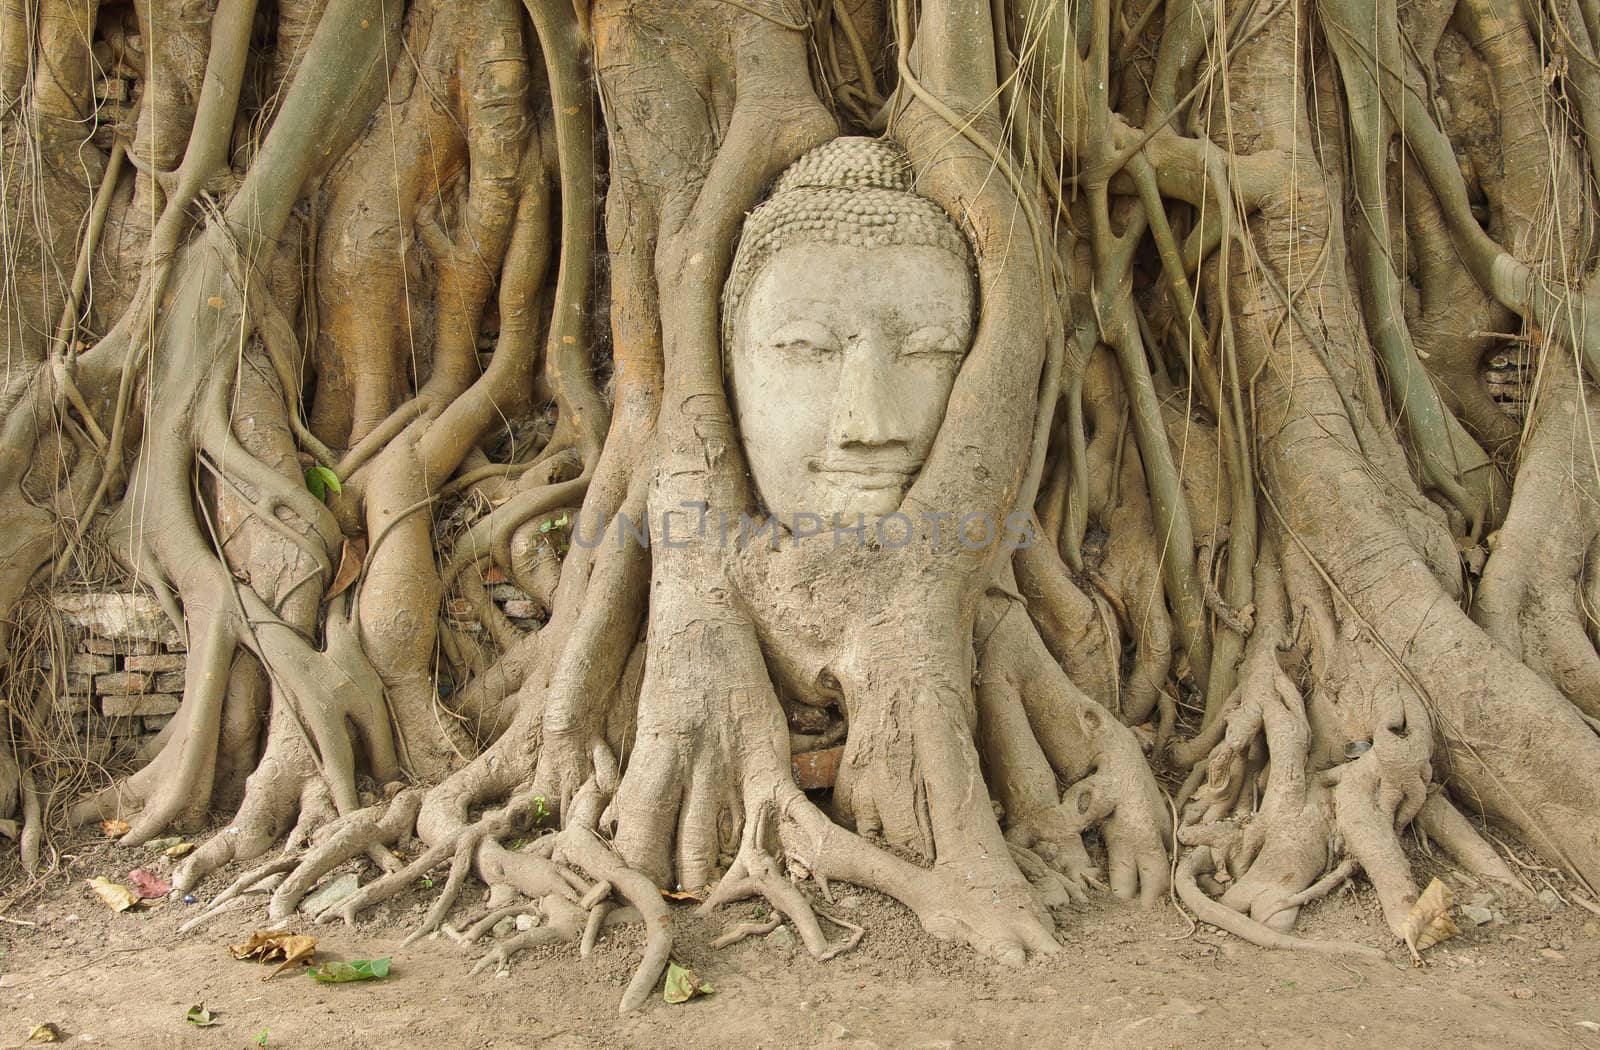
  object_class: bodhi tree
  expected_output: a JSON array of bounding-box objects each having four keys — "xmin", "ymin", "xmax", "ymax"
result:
[{"xmin": 3, "ymin": 0, "xmax": 1600, "ymax": 1007}]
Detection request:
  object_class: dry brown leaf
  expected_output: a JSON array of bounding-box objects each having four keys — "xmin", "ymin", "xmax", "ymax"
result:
[
  {"xmin": 85, "ymin": 876, "xmax": 138, "ymax": 913},
  {"xmin": 323, "ymin": 537, "xmax": 367, "ymax": 602},
  {"xmin": 164, "ymin": 842, "xmax": 194, "ymax": 858},
  {"xmin": 1401, "ymin": 877, "xmax": 1460, "ymax": 963},
  {"xmin": 26, "ymin": 1022, "xmax": 61, "ymax": 1042},
  {"xmin": 99, "ymin": 819, "xmax": 131, "ymax": 839},
  {"xmin": 661, "ymin": 888, "xmax": 703, "ymax": 902},
  {"xmin": 229, "ymin": 930, "xmax": 318, "ymax": 979}
]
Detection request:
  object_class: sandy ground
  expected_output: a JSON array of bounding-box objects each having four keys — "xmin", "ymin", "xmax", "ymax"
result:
[{"xmin": 2, "ymin": 833, "xmax": 1599, "ymax": 1049}]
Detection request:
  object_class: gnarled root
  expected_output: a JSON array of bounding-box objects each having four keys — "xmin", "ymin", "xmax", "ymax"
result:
[
  {"xmin": 701, "ymin": 801, "xmax": 863, "ymax": 962},
  {"xmin": 978, "ymin": 584, "xmax": 1172, "ymax": 905},
  {"xmin": 1176, "ymin": 544, "xmax": 1442, "ymax": 956},
  {"xmin": 1175, "ymin": 849, "xmax": 1386, "ymax": 960}
]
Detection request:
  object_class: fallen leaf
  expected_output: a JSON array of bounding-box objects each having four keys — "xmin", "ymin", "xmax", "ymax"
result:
[
  {"xmin": 85, "ymin": 876, "xmax": 138, "ymax": 913},
  {"xmin": 662, "ymin": 960, "xmax": 712, "ymax": 1004},
  {"xmin": 185, "ymin": 1003, "xmax": 220, "ymax": 1027},
  {"xmin": 229, "ymin": 931, "xmax": 317, "ymax": 979},
  {"xmin": 661, "ymin": 889, "xmax": 703, "ymax": 903},
  {"xmin": 100, "ymin": 819, "xmax": 130, "ymax": 839},
  {"xmin": 323, "ymin": 537, "xmax": 367, "ymax": 602},
  {"xmin": 26, "ymin": 1022, "xmax": 60, "ymax": 1042},
  {"xmin": 127, "ymin": 869, "xmax": 172, "ymax": 899},
  {"xmin": 145, "ymin": 836, "xmax": 183, "ymax": 851},
  {"xmin": 307, "ymin": 957, "xmax": 390, "ymax": 983},
  {"xmin": 164, "ymin": 842, "xmax": 194, "ymax": 859},
  {"xmin": 1401, "ymin": 877, "xmax": 1460, "ymax": 963}
]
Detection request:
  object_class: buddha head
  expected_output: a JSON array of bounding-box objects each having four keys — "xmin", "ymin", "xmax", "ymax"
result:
[{"xmin": 722, "ymin": 137, "xmax": 977, "ymax": 524}]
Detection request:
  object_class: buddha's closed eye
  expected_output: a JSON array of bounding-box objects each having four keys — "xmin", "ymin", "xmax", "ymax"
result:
[
  {"xmin": 767, "ymin": 320, "xmax": 841, "ymax": 358},
  {"xmin": 901, "ymin": 325, "xmax": 964, "ymax": 358}
]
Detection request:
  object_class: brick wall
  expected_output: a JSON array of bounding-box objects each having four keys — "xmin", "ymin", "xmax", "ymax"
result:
[
  {"xmin": 50, "ymin": 592, "xmax": 186, "ymax": 745},
  {"xmin": 47, "ymin": 584, "xmax": 548, "ymax": 748}
]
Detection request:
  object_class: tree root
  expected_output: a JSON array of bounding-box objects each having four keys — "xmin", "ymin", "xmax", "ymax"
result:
[
  {"xmin": 1176, "ymin": 849, "xmax": 1386, "ymax": 960},
  {"xmin": 701, "ymin": 835, "xmax": 859, "ymax": 962},
  {"xmin": 265, "ymin": 791, "xmax": 423, "ymax": 919}
]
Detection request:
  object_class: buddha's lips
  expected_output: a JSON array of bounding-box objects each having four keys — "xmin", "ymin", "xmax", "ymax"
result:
[{"xmin": 806, "ymin": 456, "xmax": 918, "ymax": 488}]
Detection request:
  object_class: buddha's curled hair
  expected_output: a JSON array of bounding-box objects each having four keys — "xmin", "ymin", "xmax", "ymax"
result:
[{"xmin": 721, "ymin": 136, "xmax": 976, "ymax": 366}]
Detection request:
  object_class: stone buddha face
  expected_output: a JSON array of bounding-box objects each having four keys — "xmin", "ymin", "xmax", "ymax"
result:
[
  {"xmin": 723, "ymin": 137, "xmax": 976, "ymax": 525},
  {"xmin": 729, "ymin": 243, "xmax": 974, "ymax": 522}
]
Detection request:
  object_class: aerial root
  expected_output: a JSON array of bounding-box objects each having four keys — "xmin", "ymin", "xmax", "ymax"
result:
[
  {"xmin": 581, "ymin": 900, "xmax": 613, "ymax": 956},
  {"xmin": 445, "ymin": 902, "xmax": 535, "ymax": 945},
  {"xmin": 323, "ymin": 825, "xmax": 478, "ymax": 926},
  {"xmin": 1001, "ymin": 803, "xmax": 1104, "ymax": 903},
  {"xmin": 402, "ymin": 827, "xmax": 483, "ymax": 946},
  {"xmin": 1256, "ymin": 859, "xmax": 1358, "ymax": 923},
  {"xmin": 467, "ymin": 897, "xmax": 644, "ymax": 976},
  {"xmin": 556, "ymin": 823, "xmax": 672, "ymax": 1012},
  {"xmin": 1413, "ymin": 793, "xmax": 1535, "ymax": 898},
  {"xmin": 1008, "ymin": 842, "xmax": 1093, "ymax": 908},
  {"xmin": 710, "ymin": 915, "xmax": 782, "ymax": 948},
  {"xmin": 1176, "ymin": 849, "xmax": 1386, "ymax": 960},
  {"xmin": 700, "ymin": 845, "xmax": 863, "ymax": 962},
  {"xmin": 446, "ymin": 821, "xmax": 667, "ymax": 1013},
  {"xmin": 268, "ymin": 790, "xmax": 424, "ymax": 919},
  {"xmin": 179, "ymin": 858, "xmax": 300, "ymax": 934},
  {"xmin": 309, "ymin": 787, "xmax": 549, "ymax": 928}
]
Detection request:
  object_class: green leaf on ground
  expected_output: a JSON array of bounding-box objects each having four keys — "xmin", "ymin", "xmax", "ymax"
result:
[
  {"xmin": 662, "ymin": 961, "xmax": 712, "ymax": 1004},
  {"xmin": 303, "ymin": 465, "xmax": 341, "ymax": 503},
  {"xmin": 307, "ymin": 957, "xmax": 391, "ymax": 984},
  {"xmin": 185, "ymin": 1003, "xmax": 220, "ymax": 1027}
]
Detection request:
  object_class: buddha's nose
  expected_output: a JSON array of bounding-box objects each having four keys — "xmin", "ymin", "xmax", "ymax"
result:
[{"xmin": 829, "ymin": 338, "xmax": 910, "ymax": 449}]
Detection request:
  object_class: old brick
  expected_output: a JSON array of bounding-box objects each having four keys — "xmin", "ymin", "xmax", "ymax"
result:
[
  {"xmin": 123, "ymin": 652, "xmax": 184, "ymax": 673},
  {"xmin": 792, "ymin": 745, "xmax": 843, "ymax": 790},
  {"xmin": 143, "ymin": 714, "xmax": 175, "ymax": 734},
  {"xmin": 94, "ymin": 671, "xmax": 153, "ymax": 695},
  {"xmin": 86, "ymin": 635, "xmax": 157, "ymax": 655},
  {"xmin": 499, "ymin": 599, "xmax": 543, "ymax": 619},
  {"xmin": 101, "ymin": 693, "xmax": 180, "ymax": 718},
  {"xmin": 107, "ymin": 715, "xmax": 144, "ymax": 737},
  {"xmin": 60, "ymin": 689, "xmax": 95, "ymax": 715},
  {"xmin": 67, "ymin": 652, "xmax": 114, "ymax": 674},
  {"xmin": 74, "ymin": 712, "xmax": 142, "ymax": 739},
  {"xmin": 64, "ymin": 672, "xmax": 95, "ymax": 696},
  {"xmin": 95, "ymin": 75, "xmax": 129, "ymax": 102},
  {"xmin": 53, "ymin": 591, "xmax": 181, "ymax": 645}
]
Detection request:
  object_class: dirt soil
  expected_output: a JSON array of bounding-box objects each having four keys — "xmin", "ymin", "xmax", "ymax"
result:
[{"xmin": 2, "ymin": 834, "xmax": 1599, "ymax": 1049}]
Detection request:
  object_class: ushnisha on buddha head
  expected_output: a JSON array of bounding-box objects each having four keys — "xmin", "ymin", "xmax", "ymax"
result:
[{"xmin": 722, "ymin": 136, "xmax": 977, "ymax": 525}]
